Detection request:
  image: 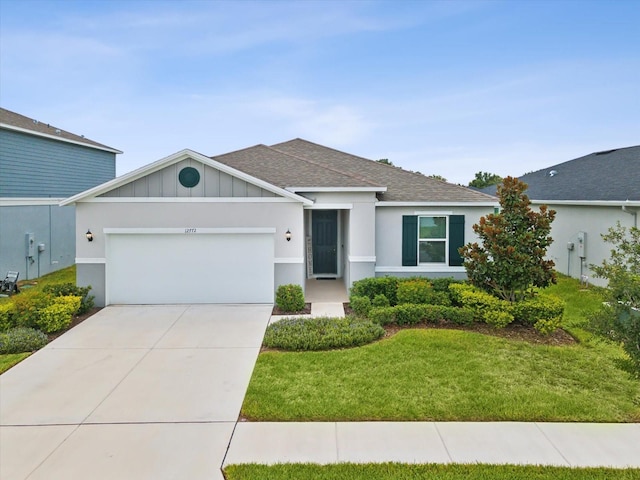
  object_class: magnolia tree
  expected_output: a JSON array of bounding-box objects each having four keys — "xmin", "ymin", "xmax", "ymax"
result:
[{"xmin": 460, "ymin": 177, "xmax": 556, "ymax": 302}]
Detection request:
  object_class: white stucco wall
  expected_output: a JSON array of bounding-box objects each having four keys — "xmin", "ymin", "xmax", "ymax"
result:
[
  {"xmin": 535, "ymin": 202, "xmax": 638, "ymax": 287},
  {"xmin": 75, "ymin": 200, "xmax": 305, "ymax": 304},
  {"xmin": 374, "ymin": 204, "xmax": 495, "ymax": 277}
]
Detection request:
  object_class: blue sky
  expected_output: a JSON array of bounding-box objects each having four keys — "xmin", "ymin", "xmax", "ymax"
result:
[{"xmin": 1, "ymin": 0, "xmax": 638, "ymax": 184}]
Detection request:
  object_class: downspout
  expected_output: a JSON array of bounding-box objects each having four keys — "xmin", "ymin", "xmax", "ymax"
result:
[{"xmin": 622, "ymin": 205, "xmax": 638, "ymax": 228}]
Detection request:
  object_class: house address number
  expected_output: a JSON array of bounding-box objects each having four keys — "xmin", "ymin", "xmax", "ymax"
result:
[{"xmin": 184, "ymin": 228, "xmax": 197, "ymax": 233}]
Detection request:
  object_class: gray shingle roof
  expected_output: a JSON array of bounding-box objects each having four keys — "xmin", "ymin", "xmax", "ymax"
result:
[
  {"xmin": 509, "ymin": 146, "xmax": 639, "ymax": 201},
  {"xmin": 0, "ymin": 107, "xmax": 122, "ymax": 153},
  {"xmin": 214, "ymin": 139, "xmax": 496, "ymax": 203}
]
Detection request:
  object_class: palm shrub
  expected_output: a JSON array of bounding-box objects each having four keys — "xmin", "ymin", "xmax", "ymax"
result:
[{"xmin": 275, "ymin": 284, "xmax": 305, "ymax": 312}]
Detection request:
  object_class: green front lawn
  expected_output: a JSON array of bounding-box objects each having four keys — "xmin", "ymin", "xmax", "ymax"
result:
[
  {"xmin": 242, "ymin": 276, "xmax": 640, "ymax": 422},
  {"xmin": 224, "ymin": 463, "xmax": 640, "ymax": 480},
  {"xmin": 0, "ymin": 352, "xmax": 30, "ymax": 374}
]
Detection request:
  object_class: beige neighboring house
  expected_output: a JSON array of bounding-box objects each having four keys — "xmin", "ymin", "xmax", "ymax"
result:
[
  {"xmin": 62, "ymin": 139, "xmax": 497, "ymax": 306},
  {"xmin": 483, "ymin": 146, "xmax": 639, "ymax": 287}
]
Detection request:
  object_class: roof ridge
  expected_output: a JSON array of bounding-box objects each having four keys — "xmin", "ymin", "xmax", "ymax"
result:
[{"xmin": 267, "ymin": 143, "xmax": 384, "ymax": 188}]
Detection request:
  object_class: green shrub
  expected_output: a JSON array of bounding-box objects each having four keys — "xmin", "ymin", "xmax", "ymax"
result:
[
  {"xmin": 534, "ymin": 317, "xmax": 562, "ymax": 335},
  {"xmin": 275, "ymin": 284, "xmax": 305, "ymax": 312},
  {"xmin": 350, "ymin": 277, "xmax": 399, "ymax": 305},
  {"xmin": 35, "ymin": 296, "xmax": 81, "ymax": 333},
  {"xmin": 42, "ymin": 283, "xmax": 94, "ymax": 314},
  {"xmin": 431, "ymin": 277, "xmax": 461, "ymax": 293},
  {"xmin": 448, "ymin": 283, "xmax": 509, "ymax": 323},
  {"xmin": 11, "ymin": 291, "xmax": 54, "ymax": 328},
  {"xmin": 420, "ymin": 305, "xmax": 474, "ymax": 325},
  {"xmin": 0, "ymin": 327, "xmax": 48, "ymax": 354},
  {"xmin": 397, "ymin": 279, "xmax": 432, "ymax": 305},
  {"xmin": 368, "ymin": 306, "xmax": 396, "ymax": 326},
  {"xmin": 349, "ymin": 295, "xmax": 372, "ymax": 317},
  {"xmin": 372, "ymin": 294, "xmax": 390, "ymax": 308},
  {"xmin": 263, "ymin": 316, "xmax": 384, "ymax": 351},
  {"xmin": 394, "ymin": 304, "xmax": 426, "ymax": 325},
  {"xmin": 512, "ymin": 295, "xmax": 565, "ymax": 327},
  {"xmin": 428, "ymin": 291, "xmax": 452, "ymax": 306},
  {"xmin": 484, "ymin": 310, "xmax": 515, "ymax": 328},
  {"xmin": 0, "ymin": 303, "xmax": 16, "ymax": 332}
]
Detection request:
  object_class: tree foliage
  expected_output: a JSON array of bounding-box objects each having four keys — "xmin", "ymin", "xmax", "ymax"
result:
[
  {"xmin": 376, "ymin": 158, "xmax": 394, "ymax": 166},
  {"xmin": 428, "ymin": 174, "xmax": 447, "ymax": 182},
  {"xmin": 459, "ymin": 177, "xmax": 556, "ymax": 302},
  {"xmin": 469, "ymin": 171, "xmax": 503, "ymax": 189},
  {"xmin": 589, "ymin": 222, "xmax": 640, "ymax": 372}
]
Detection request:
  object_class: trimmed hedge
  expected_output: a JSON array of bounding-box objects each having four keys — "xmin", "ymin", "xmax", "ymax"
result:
[
  {"xmin": 397, "ymin": 279, "xmax": 432, "ymax": 305},
  {"xmin": 0, "ymin": 327, "xmax": 48, "ymax": 354},
  {"xmin": 350, "ymin": 295, "xmax": 371, "ymax": 317},
  {"xmin": 36, "ymin": 296, "xmax": 82, "ymax": 333},
  {"xmin": 350, "ymin": 277, "xmax": 399, "ymax": 305},
  {"xmin": 42, "ymin": 283, "xmax": 94, "ymax": 314},
  {"xmin": 368, "ymin": 304, "xmax": 474, "ymax": 326},
  {"xmin": 263, "ymin": 316, "xmax": 384, "ymax": 351},
  {"xmin": 0, "ymin": 303, "xmax": 15, "ymax": 332},
  {"xmin": 275, "ymin": 284, "xmax": 305, "ymax": 312},
  {"xmin": 512, "ymin": 295, "xmax": 565, "ymax": 334}
]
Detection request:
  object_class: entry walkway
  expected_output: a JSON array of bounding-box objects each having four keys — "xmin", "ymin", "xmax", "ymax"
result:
[{"xmin": 224, "ymin": 421, "xmax": 640, "ymax": 468}]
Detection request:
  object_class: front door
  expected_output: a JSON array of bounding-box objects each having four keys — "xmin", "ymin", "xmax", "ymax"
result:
[{"xmin": 312, "ymin": 210, "xmax": 338, "ymax": 275}]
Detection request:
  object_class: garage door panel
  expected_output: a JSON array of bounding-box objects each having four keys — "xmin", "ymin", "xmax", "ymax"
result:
[{"xmin": 107, "ymin": 234, "xmax": 273, "ymax": 304}]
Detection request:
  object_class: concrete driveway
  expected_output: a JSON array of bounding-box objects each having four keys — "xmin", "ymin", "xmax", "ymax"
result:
[{"xmin": 0, "ymin": 304, "xmax": 272, "ymax": 480}]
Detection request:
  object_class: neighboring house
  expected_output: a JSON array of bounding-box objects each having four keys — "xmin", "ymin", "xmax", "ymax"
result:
[
  {"xmin": 62, "ymin": 139, "xmax": 497, "ymax": 306},
  {"xmin": 481, "ymin": 146, "xmax": 640, "ymax": 287},
  {"xmin": 0, "ymin": 108, "xmax": 121, "ymax": 279}
]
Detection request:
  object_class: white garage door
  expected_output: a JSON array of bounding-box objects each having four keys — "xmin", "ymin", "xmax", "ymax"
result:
[{"xmin": 106, "ymin": 232, "xmax": 274, "ymax": 304}]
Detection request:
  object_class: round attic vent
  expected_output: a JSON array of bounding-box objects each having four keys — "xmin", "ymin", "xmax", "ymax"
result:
[{"xmin": 179, "ymin": 167, "xmax": 200, "ymax": 188}]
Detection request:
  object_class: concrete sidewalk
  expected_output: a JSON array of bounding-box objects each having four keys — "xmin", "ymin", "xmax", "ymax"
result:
[{"xmin": 224, "ymin": 421, "xmax": 640, "ymax": 468}]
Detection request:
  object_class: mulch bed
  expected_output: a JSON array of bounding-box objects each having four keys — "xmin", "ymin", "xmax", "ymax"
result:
[
  {"xmin": 344, "ymin": 303, "xmax": 576, "ymax": 346},
  {"xmin": 47, "ymin": 307, "xmax": 102, "ymax": 342},
  {"xmin": 271, "ymin": 303, "xmax": 311, "ymax": 316}
]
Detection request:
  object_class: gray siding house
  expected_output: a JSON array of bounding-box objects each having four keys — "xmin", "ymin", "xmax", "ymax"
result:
[
  {"xmin": 64, "ymin": 140, "xmax": 497, "ymax": 306},
  {"xmin": 0, "ymin": 107, "xmax": 121, "ymax": 279},
  {"xmin": 481, "ymin": 146, "xmax": 640, "ymax": 286}
]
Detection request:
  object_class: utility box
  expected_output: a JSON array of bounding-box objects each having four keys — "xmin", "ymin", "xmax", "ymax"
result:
[
  {"xmin": 25, "ymin": 233, "xmax": 35, "ymax": 258},
  {"xmin": 577, "ymin": 231, "xmax": 587, "ymax": 258}
]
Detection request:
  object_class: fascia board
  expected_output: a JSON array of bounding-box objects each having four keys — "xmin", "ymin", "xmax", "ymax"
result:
[{"xmin": 0, "ymin": 123, "xmax": 122, "ymax": 154}]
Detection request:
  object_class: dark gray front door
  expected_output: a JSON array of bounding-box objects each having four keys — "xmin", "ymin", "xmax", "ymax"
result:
[{"xmin": 312, "ymin": 210, "xmax": 337, "ymax": 275}]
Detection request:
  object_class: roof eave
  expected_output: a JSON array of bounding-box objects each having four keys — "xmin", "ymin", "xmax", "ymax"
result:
[
  {"xmin": 376, "ymin": 201, "xmax": 499, "ymax": 207},
  {"xmin": 0, "ymin": 123, "xmax": 123, "ymax": 154}
]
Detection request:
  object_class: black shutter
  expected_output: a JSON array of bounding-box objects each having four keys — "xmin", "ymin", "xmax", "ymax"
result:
[
  {"xmin": 448, "ymin": 215, "xmax": 465, "ymax": 266},
  {"xmin": 402, "ymin": 215, "xmax": 418, "ymax": 266}
]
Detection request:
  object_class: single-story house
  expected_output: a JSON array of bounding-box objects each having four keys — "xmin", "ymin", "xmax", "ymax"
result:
[
  {"xmin": 0, "ymin": 107, "xmax": 121, "ymax": 279},
  {"xmin": 62, "ymin": 139, "xmax": 497, "ymax": 306},
  {"xmin": 481, "ymin": 145, "xmax": 639, "ymax": 287}
]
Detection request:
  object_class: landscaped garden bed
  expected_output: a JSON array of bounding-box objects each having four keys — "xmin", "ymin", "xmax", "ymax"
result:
[
  {"xmin": 0, "ymin": 266, "xmax": 100, "ymax": 374},
  {"xmin": 242, "ymin": 275, "xmax": 640, "ymax": 423}
]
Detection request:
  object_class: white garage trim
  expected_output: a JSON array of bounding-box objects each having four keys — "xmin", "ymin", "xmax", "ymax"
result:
[
  {"xmin": 104, "ymin": 227, "xmax": 276, "ymax": 235},
  {"xmin": 105, "ymin": 230, "xmax": 275, "ymax": 305}
]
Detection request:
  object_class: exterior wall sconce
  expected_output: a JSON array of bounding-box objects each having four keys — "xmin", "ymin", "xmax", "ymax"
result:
[
  {"xmin": 285, "ymin": 229, "xmax": 292, "ymax": 242},
  {"xmin": 86, "ymin": 229, "xmax": 94, "ymax": 242}
]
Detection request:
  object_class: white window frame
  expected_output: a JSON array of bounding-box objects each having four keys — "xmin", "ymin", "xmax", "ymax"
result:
[{"xmin": 417, "ymin": 215, "xmax": 449, "ymax": 265}]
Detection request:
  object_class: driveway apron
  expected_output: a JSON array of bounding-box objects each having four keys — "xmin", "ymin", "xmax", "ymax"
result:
[{"xmin": 0, "ymin": 304, "xmax": 272, "ymax": 480}]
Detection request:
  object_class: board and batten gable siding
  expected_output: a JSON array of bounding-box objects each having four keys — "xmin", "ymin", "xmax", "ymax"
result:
[
  {"xmin": 99, "ymin": 159, "xmax": 277, "ymax": 198},
  {"xmin": 0, "ymin": 129, "xmax": 116, "ymax": 197}
]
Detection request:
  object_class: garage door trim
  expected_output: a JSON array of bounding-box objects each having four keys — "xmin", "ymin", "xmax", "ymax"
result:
[{"xmin": 104, "ymin": 227, "xmax": 277, "ymax": 235}]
